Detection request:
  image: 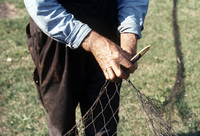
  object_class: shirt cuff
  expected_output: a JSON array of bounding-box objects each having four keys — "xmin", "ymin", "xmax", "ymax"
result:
[
  {"xmin": 64, "ymin": 23, "xmax": 92, "ymax": 49},
  {"xmin": 118, "ymin": 23, "xmax": 143, "ymax": 39}
]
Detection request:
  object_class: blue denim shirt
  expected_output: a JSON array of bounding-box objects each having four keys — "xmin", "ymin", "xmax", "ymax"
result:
[{"xmin": 24, "ymin": 0, "xmax": 149, "ymax": 49}]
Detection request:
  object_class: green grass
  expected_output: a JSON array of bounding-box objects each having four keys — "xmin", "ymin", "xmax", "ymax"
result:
[
  {"xmin": 0, "ymin": 0, "xmax": 200, "ymax": 135},
  {"xmin": 0, "ymin": 1, "xmax": 48, "ymax": 135}
]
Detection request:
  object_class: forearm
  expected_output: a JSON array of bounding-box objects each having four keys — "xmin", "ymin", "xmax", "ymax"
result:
[{"xmin": 120, "ymin": 33, "xmax": 137, "ymax": 59}]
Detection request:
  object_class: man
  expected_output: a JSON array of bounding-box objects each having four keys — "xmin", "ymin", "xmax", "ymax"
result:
[{"xmin": 24, "ymin": 0, "xmax": 149, "ymax": 135}]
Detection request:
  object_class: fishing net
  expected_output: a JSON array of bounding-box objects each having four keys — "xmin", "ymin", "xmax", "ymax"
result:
[
  {"xmin": 66, "ymin": 79, "xmax": 178, "ymax": 136},
  {"xmin": 65, "ymin": 1, "xmax": 183, "ymax": 134}
]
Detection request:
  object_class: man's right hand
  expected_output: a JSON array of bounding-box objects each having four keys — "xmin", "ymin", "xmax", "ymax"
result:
[{"xmin": 81, "ymin": 31, "xmax": 136, "ymax": 82}]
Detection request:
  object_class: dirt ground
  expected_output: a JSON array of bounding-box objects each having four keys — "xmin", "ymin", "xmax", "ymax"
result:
[{"xmin": 0, "ymin": 3, "xmax": 19, "ymax": 18}]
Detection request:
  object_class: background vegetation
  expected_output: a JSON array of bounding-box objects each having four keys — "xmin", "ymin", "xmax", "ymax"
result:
[{"xmin": 0, "ymin": 0, "xmax": 199, "ymax": 135}]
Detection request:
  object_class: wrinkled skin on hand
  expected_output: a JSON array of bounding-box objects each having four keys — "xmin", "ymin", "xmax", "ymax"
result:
[{"xmin": 81, "ymin": 31, "xmax": 138, "ymax": 82}]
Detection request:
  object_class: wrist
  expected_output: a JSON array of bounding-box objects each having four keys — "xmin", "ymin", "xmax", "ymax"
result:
[
  {"xmin": 81, "ymin": 30, "xmax": 101, "ymax": 52},
  {"xmin": 120, "ymin": 33, "xmax": 138, "ymax": 59}
]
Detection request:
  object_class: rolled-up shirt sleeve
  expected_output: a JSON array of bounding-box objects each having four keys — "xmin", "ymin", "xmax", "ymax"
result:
[
  {"xmin": 117, "ymin": 0, "xmax": 149, "ymax": 39},
  {"xmin": 24, "ymin": 0, "xmax": 92, "ymax": 49}
]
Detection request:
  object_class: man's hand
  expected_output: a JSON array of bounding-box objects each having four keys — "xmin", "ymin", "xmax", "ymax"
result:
[{"xmin": 81, "ymin": 31, "xmax": 138, "ymax": 82}]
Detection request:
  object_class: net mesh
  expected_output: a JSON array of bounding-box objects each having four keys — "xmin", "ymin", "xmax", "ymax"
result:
[
  {"xmin": 65, "ymin": 1, "xmax": 183, "ymax": 134},
  {"xmin": 66, "ymin": 80, "xmax": 178, "ymax": 136}
]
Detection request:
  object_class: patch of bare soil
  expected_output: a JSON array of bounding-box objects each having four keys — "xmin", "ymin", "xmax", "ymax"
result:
[{"xmin": 0, "ymin": 3, "xmax": 19, "ymax": 18}]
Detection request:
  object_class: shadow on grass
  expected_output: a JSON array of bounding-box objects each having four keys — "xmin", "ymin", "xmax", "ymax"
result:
[
  {"xmin": 178, "ymin": 131, "xmax": 200, "ymax": 136},
  {"xmin": 162, "ymin": 0, "xmax": 199, "ymax": 134}
]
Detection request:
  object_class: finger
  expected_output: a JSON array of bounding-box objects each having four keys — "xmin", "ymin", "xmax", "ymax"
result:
[
  {"xmin": 111, "ymin": 62, "xmax": 129, "ymax": 80},
  {"xmin": 129, "ymin": 62, "xmax": 138, "ymax": 73},
  {"xmin": 119, "ymin": 57, "xmax": 136, "ymax": 73},
  {"xmin": 103, "ymin": 69, "xmax": 109, "ymax": 80},
  {"xmin": 107, "ymin": 67, "xmax": 121, "ymax": 82}
]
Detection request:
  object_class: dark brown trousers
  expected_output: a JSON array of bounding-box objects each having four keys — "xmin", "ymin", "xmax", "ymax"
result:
[{"xmin": 26, "ymin": 19, "xmax": 120, "ymax": 136}]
